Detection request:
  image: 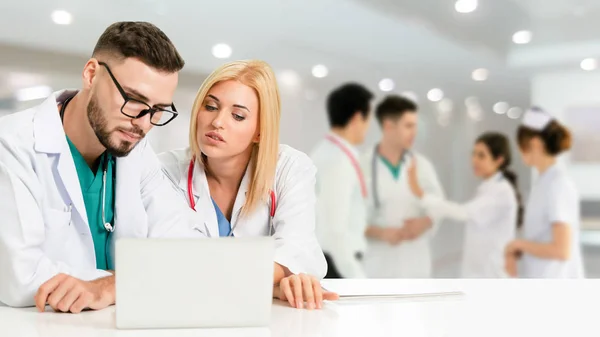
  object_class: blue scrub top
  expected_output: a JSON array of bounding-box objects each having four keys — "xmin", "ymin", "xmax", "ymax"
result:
[{"xmin": 211, "ymin": 198, "xmax": 232, "ymax": 237}]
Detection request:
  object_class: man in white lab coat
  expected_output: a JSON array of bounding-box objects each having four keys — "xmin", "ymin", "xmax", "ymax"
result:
[
  {"xmin": 0, "ymin": 22, "xmax": 204, "ymax": 311},
  {"xmin": 311, "ymin": 83, "xmax": 374, "ymax": 278},
  {"xmin": 362, "ymin": 95, "xmax": 444, "ymax": 278}
]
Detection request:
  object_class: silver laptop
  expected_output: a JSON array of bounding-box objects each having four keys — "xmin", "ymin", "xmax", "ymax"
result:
[{"xmin": 115, "ymin": 237, "xmax": 274, "ymax": 329}]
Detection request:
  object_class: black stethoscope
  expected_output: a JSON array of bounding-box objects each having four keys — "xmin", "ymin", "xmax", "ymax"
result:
[
  {"xmin": 60, "ymin": 96, "xmax": 115, "ymax": 233},
  {"xmin": 371, "ymin": 144, "xmax": 411, "ymax": 209}
]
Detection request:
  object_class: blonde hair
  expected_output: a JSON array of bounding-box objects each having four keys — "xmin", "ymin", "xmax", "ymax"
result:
[{"xmin": 189, "ymin": 60, "xmax": 281, "ymax": 216}]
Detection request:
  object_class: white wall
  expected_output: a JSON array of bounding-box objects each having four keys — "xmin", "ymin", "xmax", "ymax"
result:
[{"xmin": 532, "ymin": 71, "xmax": 600, "ymax": 201}]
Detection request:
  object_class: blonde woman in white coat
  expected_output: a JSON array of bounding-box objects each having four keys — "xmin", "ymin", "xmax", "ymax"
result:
[
  {"xmin": 407, "ymin": 132, "xmax": 522, "ymax": 278},
  {"xmin": 159, "ymin": 60, "xmax": 337, "ymax": 309}
]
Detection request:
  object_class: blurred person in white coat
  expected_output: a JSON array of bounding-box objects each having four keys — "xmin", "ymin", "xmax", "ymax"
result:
[
  {"xmin": 361, "ymin": 96, "xmax": 444, "ymax": 278},
  {"xmin": 310, "ymin": 83, "xmax": 374, "ymax": 279},
  {"xmin": 407, "ymin": 132, "xmax": 521, "ymax": 278},
  {"xmin": 159, "ymin": 60, "xmax": 336, "ymax": 309},
  {"xmin": 0, "ymin": 22, "xmax": 205, "ymax": 312},
  {"xmin": 505, "ymin": 107, "xmax": 584, "ymax": 278}
]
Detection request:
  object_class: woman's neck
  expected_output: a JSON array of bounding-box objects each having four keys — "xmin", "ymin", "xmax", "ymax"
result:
[{"xmin": 205, "ymin": 148, "xmax": 253, "ymax": 190}]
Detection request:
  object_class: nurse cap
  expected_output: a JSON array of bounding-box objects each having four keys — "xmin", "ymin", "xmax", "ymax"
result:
[{"xmin": 521, "ymin": 106, "xmax": 553, "ymax": 131}]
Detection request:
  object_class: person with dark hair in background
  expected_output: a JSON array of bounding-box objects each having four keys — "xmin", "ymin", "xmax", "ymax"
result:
[
  {"xmin": 505, "ymin": 107, "xmax": 584, "ymax": 278},
  {"xmin": 310, "ymin": 83, "xmax": 374, "ymax": 278},
  {"xmin": 0, "ymin": 22, "xmax": 206, "ymax": 312},
  {"xmin": 362, "ymin": 95, "xmax": 444, "ymax": 278},
  {"xmin": 407, "ymin": 132, "xmax": 521, "ymax": 278}
]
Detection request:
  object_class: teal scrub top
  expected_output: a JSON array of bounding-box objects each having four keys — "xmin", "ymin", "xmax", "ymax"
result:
[{"xmin": 67, "ymin": 137, "xmax": 115, "ymax": 270}]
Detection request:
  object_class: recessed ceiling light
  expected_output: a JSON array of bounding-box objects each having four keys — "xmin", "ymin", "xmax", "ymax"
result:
[
  {"xmin": 507, "ymin": 107, "xmax": 523, "ymax": 119},
  {"xmin": 455, "ymin": 0, "xmax": 478, "ymax": 14},
  {"xmin": 427, "ymin": 88, "xmax": 444, "ymax": 102},
  {"xmin": 512, "ymin": 30, "xmax": 532, "ymax": 44},
  {"xmin": 580, "ymin": 58, "xmax": 597, "ymax": 71},
  {"xmin": 311, "ymin": 65, "xmax": 328, "ymax": 78},
  {"xmin": 278, "ymin": 70, "xmax": 300, "ymax": 87},
  {"xmin": 493, "ymin": 102, "xmax": 509, "ymax": 114},
  {"xmin": 471, "ymin": 68, "xmax": 489, "ymax": 81},
  {"xmin": 51, "ymin": 10, "xmax": 72, "ymax": 25},
  {"xmin": 15, "ymin": 85, "xmax": 52, "ymax": 101},
  {"xmin": 211, "ymin": 43, "xmax": 232, "ymax": 59},
  {"xmin": 378, "ymin": 78, "xmax": 395, "ymax": 92},
  {"xmin": 438, "ymin": 98, "xmax": 454, "ymax": 116}
]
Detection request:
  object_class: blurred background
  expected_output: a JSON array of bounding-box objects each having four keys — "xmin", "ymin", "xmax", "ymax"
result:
[{"xmin": 0, "ymin": 0, "xmax": 598, "ymax": 277}]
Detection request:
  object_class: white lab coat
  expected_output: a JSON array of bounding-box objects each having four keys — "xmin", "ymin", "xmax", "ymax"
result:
[
  {"xmin": 521, "ymin": 164, "xmax": 584, "ymax": 278},
  {"xmin": 0, "ymin": 91, "xmax": 206, "ymax": 307},
  {"xmin": 362, "ymin": 149, "xmax": 444, "ymax": 278},
  {"xmin": 420, "ymin": 172, "xmax": 517, "ymax": 278},
  {"xmin": 310, "ymin": 134, "xmax": 367, "ymax": 278},
  {"xmin": 158, "ymin": 145, "xmax": 327, "ymax": 279}
]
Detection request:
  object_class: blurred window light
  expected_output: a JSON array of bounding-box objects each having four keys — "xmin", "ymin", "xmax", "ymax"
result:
[
  {"xmin": 311, "ymin": 65, "xmax": 328, "ymax": 78},
  {"xmin": 455, "ymin": 0, "xmax": 478, "ymax": 14},
  {"xmin": 51, "ymin": 10, "xmax": 72, "ymax": 25},
  {"xmin": 427, "ymin": 88, "xmax": 444, "ymax": 102},
  {"xmin": 471, "ymin": 68, "xmax": 489, "ymax": 81},
  {"xmin": 493, "ymin": 102, "xmax": 509, "ymax": 114},
  {"xmin": 378, "ymin": 78, "xmax": 395, "ymax": 92},
  {"xmin": 211, "ymin": 43, "xmax": 232, "ymax": 59},
  {"xmin": 512, "ymin": 30, "xmax": 532, "ymax": 44},
  {"xmin": 507, "ymin": 107, "xmax": 523, "ymax": 119},
  {"xmin": 580, "ymin": 58, "xmax": 597, "ymax": 71},
  {"xmin": 15, "ymin": 85, "xmax": 52, "ymax": 102}
]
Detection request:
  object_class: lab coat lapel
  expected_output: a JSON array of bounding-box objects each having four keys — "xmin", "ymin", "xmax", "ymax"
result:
[
  {"xmin": 180, "ymin": 160, "xmax": 219, "ymax": 238},
  {"xmin": 33, "ymin": 90, "xmax": 90, "ymax": 235},
  {"xmin": 230, "ymin": 166, "xmax": 251, "ymax": 235}
]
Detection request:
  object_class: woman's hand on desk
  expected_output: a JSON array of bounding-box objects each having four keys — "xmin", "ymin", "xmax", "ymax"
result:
[{"xmin": 274, "ymin": 274, "xmax": 339, "ymax": 310}]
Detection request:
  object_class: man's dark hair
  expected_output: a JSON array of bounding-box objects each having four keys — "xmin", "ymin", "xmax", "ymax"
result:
[
  {"xmin": 326, "ymin": 83, "xmax": 373, "ymax": 128},
  {"xmin": 92, "ymin": 21, "xmax": 184, "ymax": 72},
  {"xmin": 375, "ymin": 95, "xmax": 418, "ymax": 125}
]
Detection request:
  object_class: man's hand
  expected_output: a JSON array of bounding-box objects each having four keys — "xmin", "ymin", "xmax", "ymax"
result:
[
  {"xmin": 402, "ymin": 217, "xmax": 433, "ymax": 240},
  {"xmin": 379, "ymin": 227, "xmax": 407, "ymax": 245},
  {"xmin": 34, "ymin": 273, "xmax": 115, "ymax": 313},
  {"xmin": 273, "ymin": 274, "xmax": 339, "ymax": 310},
  {"xmin": 505, "ymin": 252, "xmax": 518, "ymax": 277}
]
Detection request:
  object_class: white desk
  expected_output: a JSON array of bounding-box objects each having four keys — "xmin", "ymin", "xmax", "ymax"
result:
[{"xmin": 1, "ymin": 280, "xmax": 598, "ymax": 337}]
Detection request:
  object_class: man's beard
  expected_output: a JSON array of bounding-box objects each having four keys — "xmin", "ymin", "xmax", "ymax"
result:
[{"xmin": 87, "ymin": 94, "xmax": 145, "ymax": 157}]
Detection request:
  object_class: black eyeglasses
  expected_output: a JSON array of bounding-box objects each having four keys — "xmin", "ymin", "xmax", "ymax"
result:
[{"xmin": 98, "ymin": 61, "xmax": 178, "ymax": 126}]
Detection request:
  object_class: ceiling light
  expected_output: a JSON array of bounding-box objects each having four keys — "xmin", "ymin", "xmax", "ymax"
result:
[
  {"xmin": 580, "ymin": 58, "xmax": 597, "ymax": 71},
  {"xmin": 454, "ymin": 0, "xmax": 478, "ymax": 14},
  {"xmin": 15, "ymin": 85, "xmax": 52, "ymax": 102},
  {"xmin": 437, "ymin": 98, "xmax": 454, "ymax": 116},
  {"xmin": 471, "ymin": 68, "xmax": 489, "ymax": 81},
  {"xmin": 512, "ymin": 30, "xmax": 532, "ymax": 44},
  {"xmin": 211, "ymin": 43, "xmax": 232, "ymax": 59},
  {"xmin": 51, "ymin": 10, "xmax": 72, "ymax": 25},
  {"xmin": 401, "ymin": 91, "xmax": 418, "ymax": 103},
  {"xmin": 378, "ymin": 78, "xmax": 395, "ymax": 92},
  {"xmin": 311, "ymin": 65, "xmax": 328, "ymax": 78},
  {"xmin": 493, "ymin": 102, "xmax": 509, "ymax": 114},
  {"xmin": 278, "ymin": 70, "xmax": 300, "ymax": 87},
  {"xmin": 427, "ymin": 88, "xmax": 444, "ymax": 102},
  {"xmin": 507, "ymin": 107, "xmax": 523, "ymax": 119}
]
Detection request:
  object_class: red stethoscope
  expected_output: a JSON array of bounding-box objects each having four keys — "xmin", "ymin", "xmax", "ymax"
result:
[
  {"xmin": 325, "ymin": 135, "xmax": 368, "ymax": 198},
  {"xmin": 187, "ymin": 158, "xmax": 276, "ymax": 235}
]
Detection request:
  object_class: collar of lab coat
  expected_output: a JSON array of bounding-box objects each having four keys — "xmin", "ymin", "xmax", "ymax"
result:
[
  {"xmin": 33, "ymin": 90, "xmax": 77, "ymax": 154},
  {"xmin": 327, "ymin": 132, "xmax": 359, "ymax": 159},
  {"xmin": 479, "ymin": 172, "xmax": 503, "ymax": 191},
  {"xmin": 178, "ymin": 154, "xmax": 252, "ymax": 237}
]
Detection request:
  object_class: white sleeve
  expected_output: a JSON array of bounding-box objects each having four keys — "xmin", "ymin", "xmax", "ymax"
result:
[
  {"xmin": 139, "ymin": 142, "xmax": 207, "ymax": 238},
  {"xmin": 547, "ymin": 181, "xmax": 578, "ymax": 226},
  {"xmin": 416, "ymin": 157, "xmax": 445, "ymax": 237},
  {"xmin": 318, "ymin": 162, "xmax": 366, "ymax": 278},
  {"xmin": 271, "ymin": 154, "xmax": 327, "ymax": 279},
  {"xmin": 0, "ymin": 161, "xmax": 111, "ymax": 307}
]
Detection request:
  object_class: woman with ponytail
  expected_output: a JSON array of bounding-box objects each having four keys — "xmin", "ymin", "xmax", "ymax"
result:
[
  {"xmin": 505, "ymin": 107, "xmax": 584, "ymax": 278},
  {"xmin": 407, "ymin": 132, "xmax": 521, "ymax": 278}
]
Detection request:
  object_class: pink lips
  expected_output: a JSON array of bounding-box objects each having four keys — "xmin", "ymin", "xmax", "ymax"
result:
[{"xmin": 205, "ymin": 131, "xmax": 225, "ymax": 142}]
